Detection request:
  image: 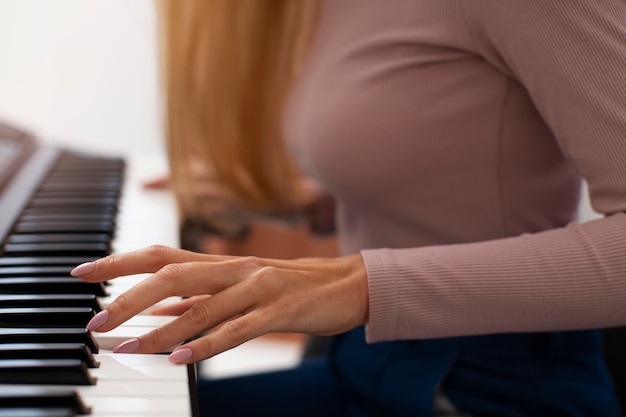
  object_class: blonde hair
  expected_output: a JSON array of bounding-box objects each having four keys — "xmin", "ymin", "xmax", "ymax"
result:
[{"xmin": 155, "ymin": 0, "xmax": 318, "ymax": 232}]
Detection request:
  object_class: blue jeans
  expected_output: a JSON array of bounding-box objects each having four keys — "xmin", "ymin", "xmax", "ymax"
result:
[
  {"xmin": 197, "ymin": 356, "xmax": 346, "ymax": 417},
  {"xmin": 197, "ymin": 328, "xmax": 621, "ymax": 417}
]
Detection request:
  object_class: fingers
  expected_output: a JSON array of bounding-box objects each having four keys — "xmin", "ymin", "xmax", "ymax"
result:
[
  {"xmin": 70, "ymin": 245, "xmax": 234, "ymax": 282},
  {"xmin": 87, "ymin": 260, "xmax": 245, "ymax": 332},
  {"xmin": 142, "ymin": 175, "xmax": 169, "ymax": 189},
  {"xmin": 79, "ymin": 251, "xmax": 369, "ymax": 366},
  {"xmin": 112, "ymin": 283, "xmax": 265, "ymax": 357},
  {"xmin": 151, "ymin": 295, "xmax": 210, "ymax": 316},
  {"xmin": 167, "ymin": 312, "xmax": 269, "ymax": 364}
]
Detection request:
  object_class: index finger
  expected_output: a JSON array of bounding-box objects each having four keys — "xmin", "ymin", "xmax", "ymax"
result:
[
  {"xmin": 87, "ymin": 257, "xmax": 253, "ymax": 333},
  {"xmin": 70, "ymin": 245, "xmax": 234, "ymax": 282}
]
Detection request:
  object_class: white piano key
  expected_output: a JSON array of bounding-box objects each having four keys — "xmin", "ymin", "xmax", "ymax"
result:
[
  {"xmin": 121, "ymin": 315, "xmax": 179, "ymax": 327},
  {"xmin": 10, "ymin": 384, "xmax": 193, "ymax": 416},
  {"xmin": 93, "ymin": 354, "xmax": 188, "ymax": 381},
  {"xmin": 82, "ymin": 161, "xmax": 193, "ymax": 416},
  {"xmin": 95, "ymin": 351, "xmax": 186, "ymax": 369},
  {"xmin": 78, "ymin": 379, "xmax": 189, "ymax": 397},
  {"xmin": 87, "ymin": 411, "xmax": 190, "ymax": 417},
  {"xmin": 80, "ymin": 396, "xmax": 191, "ymax": 415},
  {"xmin": 93, "ymin": 328, "xmax": 180, "ymax": 352},
  {"xmin": 112, "ymin": 174, "xmax": 179, "ymax": 252},
  {"xmin": 101, "ymin": 292, "xmax": 183, "ymax": 314},
  {"xmin": 84, "ymin": 413, "xmax": 189, "ymax": 417}
]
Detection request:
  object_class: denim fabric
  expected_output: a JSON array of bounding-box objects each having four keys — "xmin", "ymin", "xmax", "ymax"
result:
[{"xmin": 198, "ymin": 328, "xmax": 621, "ymax": 417}]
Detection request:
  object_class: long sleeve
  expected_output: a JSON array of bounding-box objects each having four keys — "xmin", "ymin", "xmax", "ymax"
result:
[{"xmin": 364, "ymin": 0, "xmax": 626, "ymax": 342}]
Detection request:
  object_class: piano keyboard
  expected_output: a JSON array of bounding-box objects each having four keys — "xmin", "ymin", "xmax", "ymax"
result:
[{"xmin": 0, "ymin": 124, "xmax": 196, "ymax": 416}]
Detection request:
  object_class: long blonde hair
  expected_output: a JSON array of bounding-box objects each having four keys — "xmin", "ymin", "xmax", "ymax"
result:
[{"xmin": 155, "ymin": 0, "xmax": 318, "ymax": 231}]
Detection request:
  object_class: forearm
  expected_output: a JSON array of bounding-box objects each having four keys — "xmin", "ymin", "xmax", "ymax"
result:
[{"xmin": 364, "ymin": 212, "xmax": 626, "ymax": 342}]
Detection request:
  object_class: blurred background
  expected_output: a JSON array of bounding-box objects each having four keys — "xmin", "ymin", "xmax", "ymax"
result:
[{"xmin": 0, "ymin": 0, "xmax": 163, "ymax": 160}]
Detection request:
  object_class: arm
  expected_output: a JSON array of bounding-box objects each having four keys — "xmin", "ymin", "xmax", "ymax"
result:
[
  {"xmin": 72, "ymin": 246, "xmax": 366, "ymax": 363},
  {"xmin": 365, "ymin": 0, "xmax": 626, "ymax": 341}
]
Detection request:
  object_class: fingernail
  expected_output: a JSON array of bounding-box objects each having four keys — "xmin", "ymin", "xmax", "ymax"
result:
[
  {"xmin": 70, "ymin": 261, "xmax": 96, "ymax": 276},
  {"xmin": 169, "ymin": 347, "xmax": 193, "ymax": 364},
  {"xmin": 114, "ymin": 338, "xmax": 141, "ymax": 353},
  {"xmin": 86, "ymin": 309, "xmax": 109, "ymax": 331}
]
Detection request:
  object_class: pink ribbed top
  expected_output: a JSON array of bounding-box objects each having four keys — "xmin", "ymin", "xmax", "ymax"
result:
[{"xmin": 283, "ymin": 0, "xmax": 626, "ymax": 342}]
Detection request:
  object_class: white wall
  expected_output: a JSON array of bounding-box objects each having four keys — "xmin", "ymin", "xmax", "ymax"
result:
[{"xmin": 0, "ymin": 0, "xmax": 163, "ymax": 161}]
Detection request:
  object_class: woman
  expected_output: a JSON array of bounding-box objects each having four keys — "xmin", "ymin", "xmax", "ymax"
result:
[{"xmin": 71, "ymin": 0, "xmax": 626, "ymax": 415}]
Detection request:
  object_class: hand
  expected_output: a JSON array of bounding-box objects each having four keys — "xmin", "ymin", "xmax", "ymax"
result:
[
  {"xmin": 70, "ymin": 245, "xmax": 368, "ymax": 364},
  {"xmin": 142, "ymin": 175, "xmax": 169, "ymax": 189},
  {"xmin": 141, "ymin": 159, "xmax": 243, "ymax": 214},
  {"xmin": 139, "ymin": 160, "xmax": 333, "ymax": 236}
]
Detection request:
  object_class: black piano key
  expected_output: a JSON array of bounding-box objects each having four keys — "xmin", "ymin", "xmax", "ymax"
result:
[
  {"xmin": 0, "ymin": 409, "xmax": 75, "ymax": 417},
  {"xmin": 0, "ymin": 256, "xmax": 96, "ymax": 267},
  {"xmin": 55, "ymin": 161, "xmax": 123, "ymax": 170},
  {"xmin": 45, "ymin": 167, "xmax": 122, "ymax": 175},
  {"xmin": 45, "ymin": 164, "xmax": 121, "ymax": 171},
  {"xmin": 0, "ymin": 328, "xmax": 99, "ymax": 353},
  {"xmin": 3, "ymin": 242, "xmax": 110, "ymax": 256},
  {"xmin": 56, "ymin": 151, "xmax": 123, "ymax": 160},
  {"xmin": 13, "ymin": 222, "xmax": 114, "ymax": 234},
  {"xmin": 0, "ymin": 359, "xmax": 96, "ymax": 385},
  {"xmin": 0, "ymin": 294, "xmax": 102, "ymax": 311},
  {"xmin": 39, "ymin": 181, "xmax": 122, "ymax": 192},
  {"xmin": 28, "ymin": 196, "xmax": 119, "ymax": 208},
  {"xmin": 37, "ymin": 185, "xmax": 122, "ymax": 197},
  {"xmin": 0, "ymin": 278, "xmax": 108, "ymax": 296},
  {"xmin": 19, "ymin": 213, "xmax": 116, "ymax": 223},
  {"xmin": 0, "ymin": 343, "xmax": 99, "ymax": 368},
  {"xmin": 47, "ymin": 174, "xmax": 114, "ymax": 180},
  {"xmin": 51, "ymin": 162, "xmax": 123, "ymax": 172},
  {"xmin": 43, "ymin": 177, "xmax": 122, "ymax": 187},
  {"xmin": 35, "ymin": 189, "xmax": 121, "ymax": 198},
  {"xmin": 49, "ymin": 168, "xmax": 122, "ymax": 176},
  {"xmin": 50, "ymin": 158, "xmax": 122, "ymax": 166},
  {"xmin": 6, "ymin": 234, "xmax": 110, "ymax": 244},
  {"xmin": 0, "ymin": 307, "xmax": 96, "ymax": 328},
  {"xmin": 0, "ymin": 386, "xmax": 91, "ymax": 413},
  {"xmin": 0, "ymin": 266, "xmax": 74, "ymax": 277},
  {"xmin": 55, "ymin": 152, "xmax": 121, "ymax": 161},
  {"xmin": 21, "ymin": 206, "xmax": 116, "ymax": 217},
  {"xmin": 37, "ymin": 175, "xmax": 119, "ymax": 183}
]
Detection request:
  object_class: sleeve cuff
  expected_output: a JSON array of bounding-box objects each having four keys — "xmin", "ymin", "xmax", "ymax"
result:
[{"xmin": 361, "ymin": 248, "xmax": 400, "ymax": 343}]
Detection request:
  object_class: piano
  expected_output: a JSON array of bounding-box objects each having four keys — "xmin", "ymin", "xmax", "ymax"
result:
[{"xmin": 0, "ymin": 122, "xmax": 198, "ymax": 416}]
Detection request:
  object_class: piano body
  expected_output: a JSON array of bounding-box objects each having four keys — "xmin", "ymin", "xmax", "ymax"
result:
[{"xmin": 0, "ymin": 122, "xmax": 197, "ymax": 416}]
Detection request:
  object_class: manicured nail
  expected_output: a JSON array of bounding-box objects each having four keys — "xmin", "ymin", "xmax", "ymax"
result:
[
  {"xmin": 169, "ymin": 347, "xmax": 193, "ymax": 364},
  {"xmin": 114, "ymin": 338, "xmax": 141, "ymax": 354},
  {"xmin": 70, "ymin": 262, "xmax": 96, "ymax": 276},
  {"xmin": 86, "ymin": 309, "xmax": 109, "ymax": 331}
]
